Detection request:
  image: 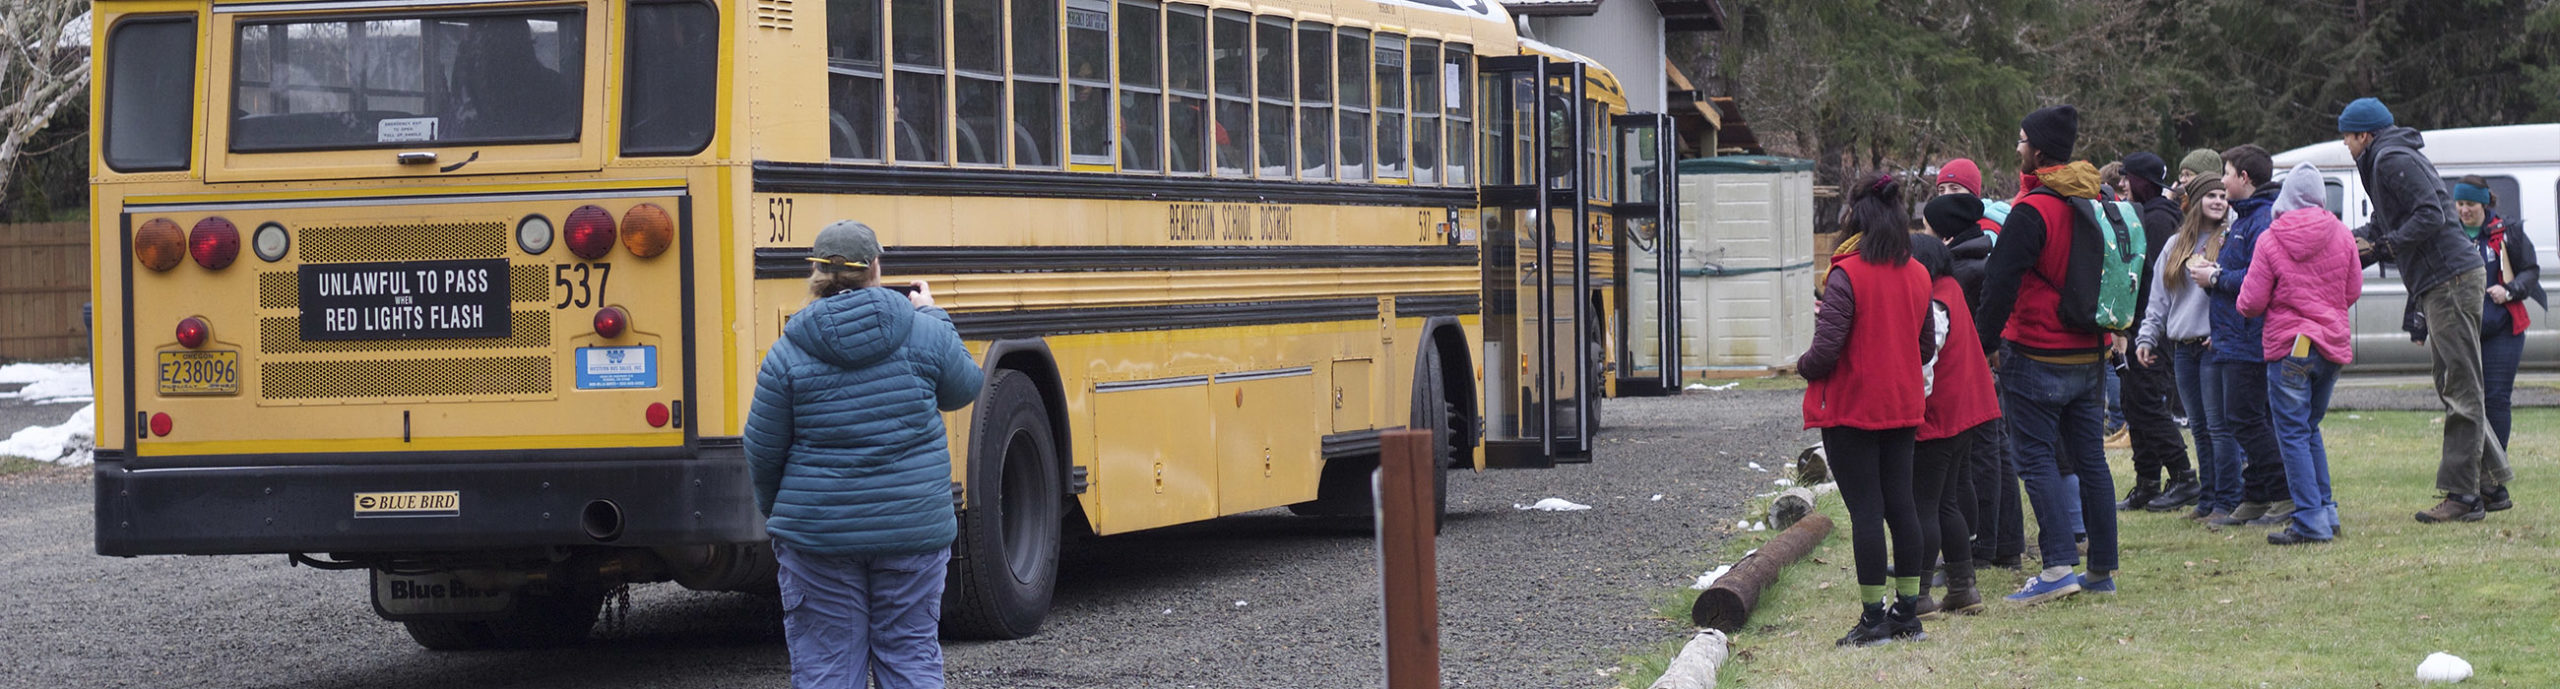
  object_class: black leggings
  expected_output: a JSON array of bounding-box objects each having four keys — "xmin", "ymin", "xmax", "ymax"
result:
[
  {"xmin": 1913, "ymin": 425, "xmax": 1978, "ymax": 576},
  {"xmin": 1825, "ymin": 426, "xmax": 1922, "ymax": 589}
]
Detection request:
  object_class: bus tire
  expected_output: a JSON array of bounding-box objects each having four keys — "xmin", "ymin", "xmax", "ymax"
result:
[
  {"xmin": 942, "ymin": 369, "xmax": 1062, "ymax": 641},
  {"xmin": 1412, "ymin": 344, "xmax": 1458, "ymax": 533},
  {"xmin": 401, "ymin": 588, "xmax": 601, "ymax": 650}
]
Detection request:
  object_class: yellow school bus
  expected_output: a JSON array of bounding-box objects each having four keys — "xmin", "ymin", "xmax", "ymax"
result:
[{"xmin": 86, "ymin": 0, "xmax": 1682, "ymax": 647}]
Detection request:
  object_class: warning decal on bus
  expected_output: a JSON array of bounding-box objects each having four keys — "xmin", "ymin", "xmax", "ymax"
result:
[{"xmin": 298, "ymin": 259, "xmax": 512, "ymax": 341}]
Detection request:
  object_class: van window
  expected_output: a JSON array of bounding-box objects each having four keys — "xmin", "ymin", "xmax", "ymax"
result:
[{"xmin": 2322, "ymin": 178, "xmax": 2344, "ymax": 220}]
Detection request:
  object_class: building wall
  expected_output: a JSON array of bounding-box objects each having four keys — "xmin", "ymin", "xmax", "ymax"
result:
[{"xmin": 1525, "ymin": 1, "xmax": 1667, "ymax": 113}]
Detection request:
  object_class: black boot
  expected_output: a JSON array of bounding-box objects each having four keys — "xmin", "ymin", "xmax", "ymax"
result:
[
  {"xmin": 2115, "ymin": 481, "xmax": 2162, "ymax": 511},
  {"xmin": 1835, "ymin": 602, "xmax": 1894, "ymax": 647},
  {"xmin": 2147, "ymin": 472, "xmax": 2202, "ymax": 511},
  {"xmin": 1887, "ymin": 595, "xmax": 1929, "ymax": 641}
]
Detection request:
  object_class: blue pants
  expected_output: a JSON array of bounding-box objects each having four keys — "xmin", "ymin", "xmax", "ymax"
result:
[
  {"xmin": 2000, "ymin": 353, "xmax": 2118, "ymax": 573},
  {"xmin": 2104, "ymin": 361, "xmax": 2126, "ymax": 431},
  {"xmin": 775, "ymin": 543, "xmax": 951, "ymax": 689},
  {"xmin": 2219, "ymin": 354, "xmax": 2291, "ymax": 504},
  {"xmin": 2175, "ymin": 343, "xmax": 2240, "ymax": 512},
  {"xmin": 2481, "ymin": 329, "xmax": 2525, "ymax": 450},
  {"xmin": 2267, "ymin": 354, "xmax": 2342, "ymax": 539}
]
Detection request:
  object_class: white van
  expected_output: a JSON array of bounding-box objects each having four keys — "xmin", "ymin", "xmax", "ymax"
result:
[{"xmin": 2271, "ymin": 124, "xmax": 2557, "ymax": 371}]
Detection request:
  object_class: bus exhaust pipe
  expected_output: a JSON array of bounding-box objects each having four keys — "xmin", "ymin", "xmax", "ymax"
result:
[{"xmin": 580, "ymin": 500, "xmax": 624, "ymax": 542}]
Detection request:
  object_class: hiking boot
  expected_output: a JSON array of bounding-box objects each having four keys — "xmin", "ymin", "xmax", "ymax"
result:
[
  {"xmin": 2182, "ymin": 504, "xmax": 2214, "ymax": 520},
  {"xmin": 2245, "ymin": 501, "xmax": 2300, "ymax": 526},
  {"xmin": 1887, "ymin": 596, "xmax": 1929, "ymax": 641},
  {"xmin": 2415, "ymin": 494, "xmax": 2485, "ymax": 524},
  {"xmin": 1835, "ymin": 602, "xmax": 1894, "ymax": 647},
  {"xmin": 2268, "ymin": 527, "xmax": 2331, "ymax": 545},
  {"xmin": 2115, "ymin": 482, "xmax": 2162, "ymax": 511},
  {"xmin": 1938, "ymin": 561, "xmax": 1986, "ymax": 617},
  {"xmin": 2483, "ymin": 485, "xmax": 2513, "ymax": 512},
  {"xmin": 1913, "ymin": 592, "xmax": 1941, "ymax": 620},
  {"xmin": 2211, "ymin": 502, "xmax": 2271, "ymax": 526},
  {"xmin": 2148, "ymin": 475, "xmax": 2203, "ymax": 511}
]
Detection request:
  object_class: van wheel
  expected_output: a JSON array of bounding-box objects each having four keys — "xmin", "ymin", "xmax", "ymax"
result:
[
  {"xmin": 942, "ymin": 369, "xmax": 1062, "ymax": 640},
  {"xmin": 401, "ymin": 588, "xmax": 601, "ymax": 650}
]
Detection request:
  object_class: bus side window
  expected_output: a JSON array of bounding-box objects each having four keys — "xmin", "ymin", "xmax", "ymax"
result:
[
  {"xmin": 826, "ymin": 0, "xmax": 885, "ymax": 161},
  {"xmin": 891, "ymin": 0, "xmax": 947, "ymax": 163},
  {"xmin": 1066, "ymin": 0, "xmax": 1111, "ymax": 166},
  {"xmin": 1254, "ymin": 17, "xmax": 1293, "ymax": 178},
  {"xmin": 1165, "ymin": 5, "xmax": 1208, "ymax": 175},
  {"xmin": 1011, "ymin": 0, "xmax": 1061, "ymax": 168},
  {"xmin": 1374, "ymin": 34, "xmax": 1406, "ymax": 180},
  {"xmin": 105, "ymin": 17, "xmax": 199, "ymax": 172},
  {"xmin": 1335, "ymin": 28, "xmax": 1370, "ymax": 182},
  {"xmin": 1408, "ymin": 39, "xmax": 1440, "ymax": 185},
  {"xmin": 1443, "ymin": 44, "xmax": 1471, "ymax": 187},
  {"xmin": 1296, "ymin": 22, "xmax": 1333, "ymax": 180},
  {"xmin": 953, "ymin": 0, "xmax": 1005, "ymax": 165},
  {"xmin": 1116, "ymin": 0, "xmax": 1163, "ymax": 172},
  {"xmin": 1210, "ymin": 10, "xmax": 1253, "ymax": 178}
]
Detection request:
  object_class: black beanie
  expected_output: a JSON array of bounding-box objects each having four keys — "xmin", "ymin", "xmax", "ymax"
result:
[
  {"xmin": 1923, "ymin": 193, "xmax": 1984, "ymax": 238},
  {"xmin": 2022, "ymin": 105, "xmax": 2079, "ymax": 163}
]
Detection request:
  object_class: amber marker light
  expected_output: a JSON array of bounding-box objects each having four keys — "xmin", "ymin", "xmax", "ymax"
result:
[
  {"xmin": 620, "ymin": 203, "xmax": 674, "ymax": 258},
  {"xmin": 134, "ymin": 219, "xmax": 185, "ymax": 271}
]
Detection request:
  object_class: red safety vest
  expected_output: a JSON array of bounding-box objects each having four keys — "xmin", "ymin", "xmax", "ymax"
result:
[
  {"xmin": 1803, "ymin": 254, "xmax": 1932, "ymax": 430},
  {"xmin": 1920, "ymin": 275, "xmax": 2003, "ymax": 440}
]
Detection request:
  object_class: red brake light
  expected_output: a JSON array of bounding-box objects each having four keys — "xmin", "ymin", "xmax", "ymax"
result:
[
  {"xmin": 190, "ymin": 217, "xmax": 241, "ymax": 270},
  {"xmin": 176, "ymin": 317, "xmax": 211, "ymax": 349},
  {"xmin": 149, "ymin": 413, "xmax": 174, "ymax": 437},
  {"xmin": 620, "ymin": 203, "xmax": 674, "ymax": 258},
  {"xmin": 646, "ymin": 402, "xmax": 670, "ymax": 428},
  {"xmin": 135, "ymin": 218, "xmax": 186, "ymax": 271},
  {"xmin": 564, "ymin": 205, "xmax": 618, "ymax": 260},
  {"xmin": 594, "ymin": 306, "xmax": 629, "ymax": 338}
]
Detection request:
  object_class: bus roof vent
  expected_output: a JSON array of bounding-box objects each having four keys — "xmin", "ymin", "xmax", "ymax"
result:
[{"xmin": 756, "ymin": 0, "xmax": 794, "ymax": 31}]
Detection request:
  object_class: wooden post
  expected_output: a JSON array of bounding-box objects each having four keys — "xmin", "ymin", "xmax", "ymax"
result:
[
  {"xmin": 1691, "ymin": 513, "xmax": 1833, "ymax": 632},
  {"xmin": 1376, "ymin": 429, "xmax": 1439, "ymax": 689}
]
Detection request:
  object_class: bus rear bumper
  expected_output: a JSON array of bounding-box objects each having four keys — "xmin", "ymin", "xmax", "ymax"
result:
[{"xmin": 94, "ymin": 441, "xmax": 766, "ymax": 557}]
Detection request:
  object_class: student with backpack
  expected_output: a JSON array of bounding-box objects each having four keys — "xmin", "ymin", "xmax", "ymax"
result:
[
  {"xmin": 1973, "ymin": 105, "xmax": 2125, "ymax": 605},
  {"xmin": 2188, "ymin": 145, "xmax": 2295, "ymax": 528},
  {"xmin": 2237, "ymin": 163, "xmax": 2364, "ymax": 545},
  {"xmin": 1799, "ymin": 175, "xmax": 1938, "ymax": 647}
]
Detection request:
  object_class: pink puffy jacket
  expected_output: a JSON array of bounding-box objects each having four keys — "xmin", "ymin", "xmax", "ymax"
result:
[{"xmin": 2237, "ymin": 207, "xmax": 2364, "ymax": 363}]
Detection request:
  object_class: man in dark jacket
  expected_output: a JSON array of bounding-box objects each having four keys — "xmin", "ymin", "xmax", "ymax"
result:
[
  {"xmin": 2338, "ymin": 98, "xmax": 2511, "ymax": 523},
  {"xmin": 1976, "ymin": 105, "xmax": 2119, "ymax": 604},
  {"xmin": 1923, "ymin": 193, "xmax": 2024, "ymax": 571},
  {"xmin": 2193, "ymin": 145, "xmax": 2293, "ymax": 527},
  {"xmin": 2111, "ymin": 153, "xmax": 2198, "ymax": 511}
]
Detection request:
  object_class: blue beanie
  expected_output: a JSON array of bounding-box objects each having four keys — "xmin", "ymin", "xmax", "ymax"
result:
[
  {"xmin": 2338, "ymin": 98, "xmax": 2394, "ymax": 133},
  {"xmin": 2452, "ymin": 183, "xmax": 2493, "ymax": 207}
]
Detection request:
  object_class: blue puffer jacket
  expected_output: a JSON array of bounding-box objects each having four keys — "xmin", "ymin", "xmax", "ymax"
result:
[
  {"xmin": 2207, "ymin": 186, "xmax": 2280, "ymax": 364},
  {"xmin": 745, "ymin": 287, "xmax": 983, "ymax": 557}
]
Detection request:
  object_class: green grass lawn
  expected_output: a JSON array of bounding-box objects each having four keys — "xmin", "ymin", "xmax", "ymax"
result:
[{"xmin": 1626, "ymin": 408, "xmax": 2559, "ymax": 688}]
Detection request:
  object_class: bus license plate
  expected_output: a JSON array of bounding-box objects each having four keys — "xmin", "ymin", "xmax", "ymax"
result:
[{"xmin": 157, "ymin": 351, "xmax": 240, "ymax": 395}]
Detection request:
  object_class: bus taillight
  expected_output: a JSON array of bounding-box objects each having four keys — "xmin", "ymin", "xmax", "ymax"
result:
[
  {"xmin": 135, "ymin": 219, "xmax": 185, "ymax": 271},
  {"xmin": 593, "ymin": 306, "xmax": 629, "ymax": 339},
  {"xmin": 176, "ymin": 317, "xmax": 210, "ymax": 349},
  {"xmin": 645, "ymin": 403, "xmax": 670, "ymax": 428},
  {"xmin": 620, "ymin": 204, "xmax": 673, "ymax": 258},
  {"xmin": 189, "ymin": 217, "xmax": 240, "ymax": 270},
  {"xmin": 564, "ymin": 205, "xmax": 617, "ymax": 259}
]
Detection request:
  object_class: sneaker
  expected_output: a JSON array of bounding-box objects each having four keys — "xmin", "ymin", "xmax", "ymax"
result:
[
  {"xmin": 2415, "ymin": 494, "xmax": 2486, "ymax": 524},
  {"xmin": 2268, "ymin": 528, "xmax": 2331, "ymax": 545},
  {"xmin": 2147, "ymin": 477, "xmax": 2202, "ymax": 511},
  {"xmin": 2197, "ymin": 509, "xmax": 2233, "ymax": 524},
  {"xmin": 2211, "ymin": 502, "xmax": 2271, "ymax": 526},
  {"xmin": 2483, "ymin": 485, "xmax": 2513, "ymax": 512},
  {"xmin": 2005, "ymin": 572, "xmax": 2083, "ymax": 605},
  {"xmin": 2079, "ymin": 575, "xmax": 2117, "ymax": 595},
  {"xmin": 1835, "ymin": 603, "xmax": 1895, "ymax": 647},
  {"xmin": 2115, "ymin": 483, "xmax": 2162, "ymax": 511},
  {"xmin": 1886, "ymin": 596, "xmax": 1929, "ymax": 641},
  {"xmin": 2182, "ymin": 504, "xmax": 2214, "ymax": 521},
  {"xmin": 2245, "ymin": 501, "xmax": 2300, "ymax": 526}
]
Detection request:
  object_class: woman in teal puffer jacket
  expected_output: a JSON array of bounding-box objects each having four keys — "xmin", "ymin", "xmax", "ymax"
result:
[{"xmin": 746, "ymin": 220, "xmax": 983, "ymax": 689}]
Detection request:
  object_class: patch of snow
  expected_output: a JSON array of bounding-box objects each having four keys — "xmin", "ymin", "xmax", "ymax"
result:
[
  {"xmin": 1514, "ymin": 497, "xmax": 1592, "ymax": 512},
  {"xmin": 1772, "ymin": 478, "xmax": 1794, "ymax": 486},
  {"xmin": 1747, "ymin": 462, "xmax": 1767, "ymax": 472},
  {"xmin": 1749, "ymin": 521, "xmax": 1768, "ymax": 531},
  {"xmin": 1233, "ymin": 600, "xmax": 1249, "ymax": 608},
  {"xmin": 1649, "ymin": 494, "xmax": 1663, "ymax": 501},
  {"xmin": 2416, "ymin": 652, "xmax": 2472, "ymax": 683},
  {"xmin": 1734, "ymin": 520, "xmax": 1750, "ymax": 529},
  {"xmin": 1703, "ymin": 382, "xmax": 1739, "ymax": 391},
  {"xmin": 1687, "ymin": 564, "xmax": 1732, "ymax": 590},
  {"xmin": 0, "ymin": 363, "xmax": 93, "ymax": 404},
  {"xmin": 1, "ymin": 403, "xmax": 95, "ymax": 465},
  {"xmin": 1683, "ymin": 383, "xmax": 1710, "ymax": 391}
]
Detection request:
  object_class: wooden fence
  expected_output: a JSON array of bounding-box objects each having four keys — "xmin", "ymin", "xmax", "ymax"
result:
[{"xmin": 1, "ymin": 222, "xmax": 91, "ymax": 361}]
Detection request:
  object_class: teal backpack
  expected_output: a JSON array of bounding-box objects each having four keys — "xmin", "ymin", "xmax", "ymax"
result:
[{"xmin": 2030, "ymin": 189, "xmax": 2149, "ymax": 333}]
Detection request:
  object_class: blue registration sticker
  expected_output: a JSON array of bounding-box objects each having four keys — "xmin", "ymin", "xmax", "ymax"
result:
[{"xmin": 575, "ymin": 346, "xmax": 657, "ymax": 390}]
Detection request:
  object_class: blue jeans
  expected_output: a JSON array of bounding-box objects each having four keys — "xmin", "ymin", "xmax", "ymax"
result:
[
  {"xmin": 775, "ymin": 543, "xmax": 952, "ymax": 689},
  {"xmin": 2104, "ymin": 362, "xmax": 2126, "ymax": 431},
  {"xmin": 2267, "ymin": 354, "xmax": 2342, "ymax": 539},
  {"xmin": 2175, "ymin": 343, "xmax": 2240, "ymax": 512},
  {"xmin": 2481, "ymin": 329, "xmax": 2525, "ymax": 450},
  {"xmin": 2220, "ymin": 354, "xmax": 2291, "ymax": 504},
  {"xmin": 1999, "ymin": 353, "xmax": 2118, "ymax": 573}
]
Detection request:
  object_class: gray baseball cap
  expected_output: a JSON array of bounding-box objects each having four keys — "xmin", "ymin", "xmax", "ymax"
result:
[{"xmin": 807, "ymin": 220, "xmax": 881, "ymax": 272}]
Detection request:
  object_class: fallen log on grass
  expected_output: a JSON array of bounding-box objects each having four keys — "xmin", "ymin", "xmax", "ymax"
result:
[
  {"xmin": 1644, "ymin": 629, "xmax": 1731, "ymax": 689},
  {"xmin": 1690, "ymin": 512, "xmax": 1832, "ymax": 632}
]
